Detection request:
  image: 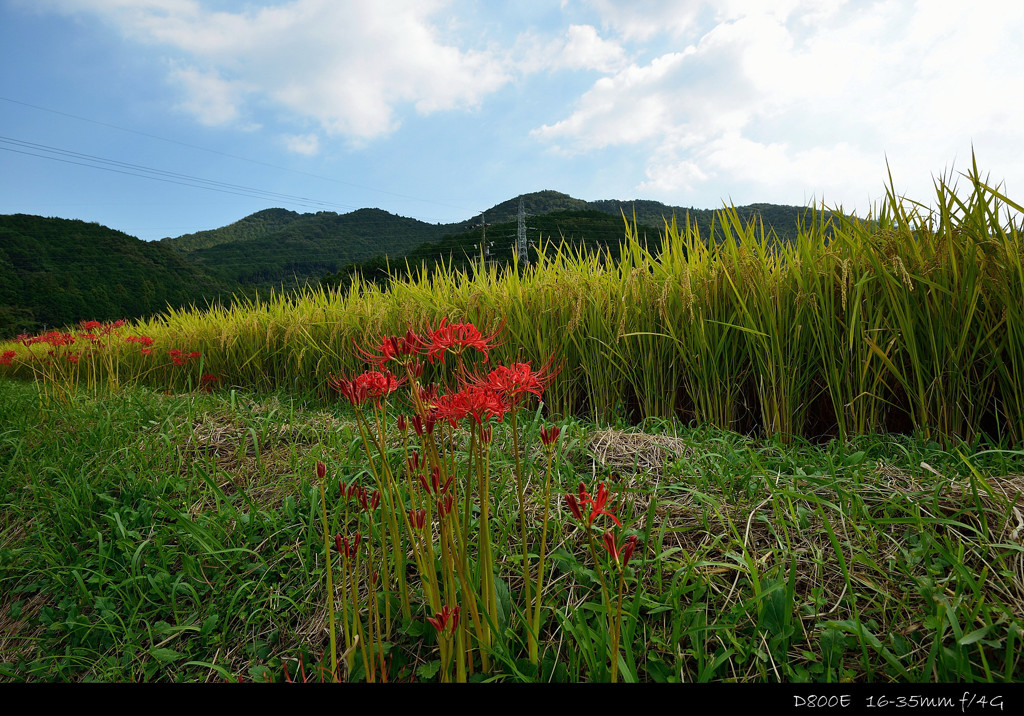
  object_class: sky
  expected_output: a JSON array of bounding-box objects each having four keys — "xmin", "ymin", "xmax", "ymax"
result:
[{"xmin": 1, "ymin": 0, "xmax": 1022, "ymax": 241}]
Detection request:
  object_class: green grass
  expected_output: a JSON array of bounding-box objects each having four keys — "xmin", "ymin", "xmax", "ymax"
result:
[{"xmin": 2, "ymin": 379, "xmax": 1021, "ymax": 682}]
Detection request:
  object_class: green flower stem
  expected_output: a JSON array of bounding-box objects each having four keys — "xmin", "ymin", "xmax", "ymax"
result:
[
  {"xmin": 530, "ymin": 446, "xmax": 556, "ymax": 665},
  {"xmin": 317, "ymin": 477, "xmax": 339, "ymax": 682}
]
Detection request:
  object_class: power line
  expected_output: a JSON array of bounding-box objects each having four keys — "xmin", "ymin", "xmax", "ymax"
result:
[
  {"xmin": 0, "ymin": 95, "xmax": 481, "ymax": 218},
  {"xmin": 0, "ymin": 135, "xmax": 364, "ymax": 212}
]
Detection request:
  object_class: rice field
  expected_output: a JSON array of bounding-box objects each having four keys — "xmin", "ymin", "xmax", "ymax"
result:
[{"xmin": 1, "ymin": 162, "xmax": 1022, "ymax": 684}]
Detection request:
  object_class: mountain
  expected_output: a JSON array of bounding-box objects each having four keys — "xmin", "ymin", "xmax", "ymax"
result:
[
  {"xmin": 160, "ymin": 191, "xmax": 819, "ymax": 292},
  {"xmin": 322, "ymin": 208, "xmax": 666, "ymax": 293},
  {"xmin": 0, "ymin": 192, "xmax": 822, "ymax": 338},
  {"xmin": 0, "ymin": 214, "xmax": 229, "ymax": 337},
  {"xmin": 161, "ymin": 207, "xmax": 451, "ymax": 288},
  {"xmin": 160, "ymin": 208, "xmax": 305, "ymax": 252}
]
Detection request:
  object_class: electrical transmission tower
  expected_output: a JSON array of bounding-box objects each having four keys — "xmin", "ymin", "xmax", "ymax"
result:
[{"xmin": 515, "ymin": 197, "xmax": 527, "ymax": 264}]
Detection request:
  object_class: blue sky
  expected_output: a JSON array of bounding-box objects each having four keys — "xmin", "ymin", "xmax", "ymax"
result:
[{"xmin": 2, "ymin": 0, "xmax": 1022, "ymax": 241}]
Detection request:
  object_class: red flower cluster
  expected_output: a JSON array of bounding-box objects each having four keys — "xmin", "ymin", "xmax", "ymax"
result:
[
  {"xmin": 23, "ymin": 330, "xmax": 76, "ymax": 347},
  {"xmin": 602, "ymin": 531, "xmax": 639, "ymax": 567},
  {"xmin": 343, "ymin": 484, "xmax": 380, "ymax": 512},
  {"xmin": 329, "ymin": 369, "xmax": 405, "ymax": 407},
  {"xmin": 472, "ymin": 359, "xmax": 560, "ymax": 406},
  {"xmin": 428, "ymin": 385, "xmax": 509, "ymax": 427},
  {"xmin": 335, "ymin": 532, "xmax": 362, "ymax": 559},
  {"xmin": 539, "ymin": 424, "xmax": 561, "ymax": 446},
  {"xmin": 418, "ymin": 465, "xmax": 453, "ymax": 497},
  {"xmin": 0, "ymin": 350, "xmax": 15, "ymax": 366},
  {"xmin": 409, "ymin": 508, "xmax": 427, "ymax": 529},
  {"xmin": 199, "ymin": 374, "xmax": 220, "ymax": 392},
  {"xmin": 426, "ymin": 605, "xmax": 459, "ymax": 635},
  {"xmin": 124, "ymin": 335, "xmax": 155, "ymax": 347},
  {"xmin": 168, "ymin": 349, "xmax": 201, "ymax": 366},
  {"xmin": 358, "ymin": 328, "xmax": 424, "ymax": 370},
  {"xmin": 424, "ymin": 318, "xmax": 501, "ymax": 364},
  {"xmin": 79, "ymin": 319, "xmax": 125, "ymax": 336},
  {"xmin": 565, "ymin": 481, "xmax": 621, "ymax": 528}
]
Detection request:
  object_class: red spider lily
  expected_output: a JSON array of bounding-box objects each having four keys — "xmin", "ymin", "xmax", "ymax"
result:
[
  {"xmin": 168, "ymin": 349, "xmax": 201, "ymax": 366},
  {"xmin": 408, "ymin": 360, "xmax": 424, "ymax": 379},
  {"xmin": 316, "ymin": 460, "xmax": 327, "ymax": 480},
  {"xmin": 357, "ymin": 328, "xmax": 424, "ymax": 370},
  {"xmin": 431, "ymin": 386, "xmax": 509, "ymax": 427},
  {"xmin": 418, "ymin": 465, "xmax": 452, "ymax": 496},
  {"xmin": 80, "ymin": 320, "xmax": 102, "ymax": 331},
  {"xmin": 564, "ymin": 481, "xmax": 591, "ymax": 521},
  {"xmin": 436, "ymin": 494, "xmax": 454, "ymax": 519},
  {"xmin": 426, "ymin": 605, "xmax": 459, "ymax": 635},
  {"xmin": 409, "ymin": 508, "xmax": 427, "ymax": 529},
  {"xmin": 468, "ymin": 358, "xmax": 561, "ymax": 407},
  {"xmin": 410, "ymin": 414, "xmax": 435, "ymax": 436},
  {"xmin": 397, "ymin": 414, "xmax": 408, "ymax": 434},
  {"xmin": 479, "ymin": 425, "xmax": 492, "ymax": 444},
  {"xmin": 602, "ymin": 531, "xmax": 639, "ymax": 567},
  {"xmin": 539, "ymin": 424, "xmax": 561, "ymax": 445},
  {"xmin": 335, "ymin": 532, "xmax": 362, "ymax": 559},
  {"xmin": 406, "ymin": 450, "xmax": 424, "ymax": 475},
  {"xmin": 564, "ymin": 481, "xmax": 621, "ymax": 528},
  {"xmin": 423, "ymin": 318, "xmax": 501, "ymax": 364},
  {"xmin": 417, "ymin": 383, "xmax": 439, "ymax": 406},
  {"xmin": 29, "ymin": 331, "xmax": 76, "ymax": 347},
  {"xmin": 140, "ymin": 348, "xmax": 153, "ymax": 357},
  {"xmin": 329, "ymin": 370, "xmax": 405, "ymax": 407},
  {"xmin": 199, "ymin": 374, "xmax": 220, "ymax": 392},
  {"xmin": 359, "ymin": 489, "xmax": 381, "ymax": 512},
  {"xmin": 1, "ymin": 350, "xmax": 16, "ymax": 366},
  {"xmin": 66, "ymin": 354, "xmax": 80, "ymax": 364},
  {"xmin": 427, "ymin": 392, "xmax": 467, "ymax": 427},
  {"xmin": 124, "ymin": 335, "xmax": 155, "ymax": 347},
  {"xmin": 588, "ymin": 482, "xmax": 621, "ymax": 527}
]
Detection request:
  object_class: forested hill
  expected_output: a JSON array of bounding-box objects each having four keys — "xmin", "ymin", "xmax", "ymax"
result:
[
  {"xmin": 473, "ymin": 190, "xmax": 821, "ymax": 241},
  {"xmin": 0, "ymin": 194, "xmax": 823, "ymax": 338},
  {"xmin": 0, "ymin": 215, "xmax": 228, "ymax": 337},
  {"xmin": 161, "ymin": 207, "xmax": 451, "ymax": 288},
  {"xmin": 159, "ymin": 207, "xmax": 305, "ymax": 252},
  {"xmin": 159, "ymin": 193, "xmax": 820, "ymax": 292}
]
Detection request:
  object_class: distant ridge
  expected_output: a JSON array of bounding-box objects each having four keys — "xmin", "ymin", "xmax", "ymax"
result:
[
  {"xmin": 0, "ymin": 214, "xmax": 229, "ymax": 337},
  {"xmin": 2, "ymin": 192, "xmax": 821, "ymax": 337}
]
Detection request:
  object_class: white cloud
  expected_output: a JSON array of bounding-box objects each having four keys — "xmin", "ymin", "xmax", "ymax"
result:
[
  {"xmin": 35, "ymin": 0, "xmax": 512, "ymax": 140},
  {"xmin": 583, "ymin": 0, "xmax": 703, "ymax": 41},
  {"xmin": 166, "ymin": 63, "xmax": 250, "ymax": 126},
  {"xmin": 539, "ymin": 0, "xmax": 1024, "ymax": 210},
  {"xmin": 513, "ymin": 23, "xmax": 628, "ymax": 75},
  {"xmin": 283, "ymin": 133, "xmax": 320, "ymax": 156}
]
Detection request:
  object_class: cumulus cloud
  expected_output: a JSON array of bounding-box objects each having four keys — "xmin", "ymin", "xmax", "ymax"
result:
[
  {"xmin": 166, "ymin": 63, "xmax": 250, "ymax": 127},
  {"xmin": 283, "ymin": 133, "xmax": 320, "ymax": 156},
  {"xmin": 36, "ymin": 0, "xmax": 512, "ymax": 141},
  {"xmin": 540, "ymin": 0, "xmax": 1024, "ymax": 209},
  {"xmin": 513, "ymin": 23, "xmax": 628, "ymax": 76}
]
